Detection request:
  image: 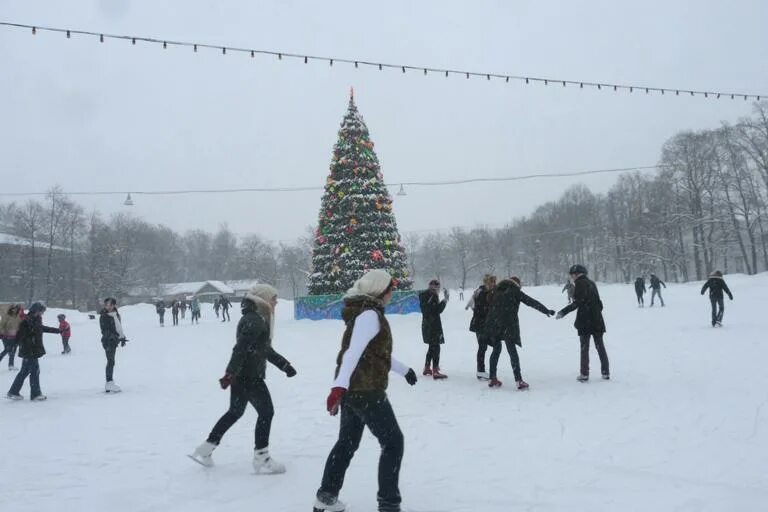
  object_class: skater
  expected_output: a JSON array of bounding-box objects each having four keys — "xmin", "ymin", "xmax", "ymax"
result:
[
  {"xmin": 483, "ymin": 277, "xmax": 554, "ymax": 389},
  {"xmin": 634, "ymin": 276, "xmax": 646, "ymax": 307},
  {"xmin": 213, "ymin": 297, "xmax": 221, "ymax": 318},
  {"xmin": 190, "ymin": 296, "xmax": 201, "ymax": 324},
  {"xmin": 171, "ymin": 300, "xmax": 180, "ymax": 326},
  {"xmin": 701, "ymin": 270, "xmax": 733, "ymax": 327},
  {"xmin": 0, "ymin": 304, "xmax": 23, "ymax": 370},
  {"xmin": 100, "ymin": 298, "xmax": 128, "ymax": 393},
  {"xmin": 556, "ymin": 265, "xmax": 610, "ymax": 382},
  {"xmin": 155, "ymin": 299, "xmax": 166, "ymax": 327},
  {"xmin": 220, "ymin": 295, "xmax": 232, "ymax": 322},
  {"xmin": 468, "ymin": 274, "xmax": 496, "ymax": 380},
  {"xmin": 58, "ymin": 314, "xmax": 72, "ymax": 354},
  {"xmin": 649, "ymin": 274, "xmax": 666, "ymax": 307},
  {"xmin": 190, "ymin": 285, "xmax": 297, "ymax": 472},
  {"xmin": 562, "ymin": 280, "xmax": 575, "ymax": 303},
  {"xmin": 314, "ymin": 270, "xmax": 417, "ymax": 512},
  {"xmin": 418, "ymin": 279, "xmax": 448, "ymax": 379},
  {"xmin": 180, "ymin": 299, "xmax": 187, "ymax": 320},
  {"xmin": 6, "ymin": 302, "xmax": 60, "ymax": 401}
]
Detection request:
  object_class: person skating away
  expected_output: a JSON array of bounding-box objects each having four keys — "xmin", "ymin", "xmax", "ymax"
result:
[
  {"xmin": 701, "ymin": 270, "xmax": 733, "ymax": 327},
  {"xmin": 314, "ymin": 270, "xmax": 417, "ymax": 512},
  {"xmin": 155, "ymin": 300, "xmax": 166, "ymax": 327},
  {"xmin": 220, "ymin": 295, "xmax": 232, "ymax": 322},
  {"xmin": 190, "ymin": 285, "xmax": 297, "ymax": 472},
  {"xmin": 100, "ymin": 298, "xmax": 128, "ymax": 393},
  {"xmin": 190, "ymin": 297, "xmax": 201, "ymax": 324},
  {"xmin": 634, "ymin": 276, "xmax": 646, "ymax": 307},
  {"xmin": 0, "ymin": 304, "xmax": 23, "ymax": 370},
  {"xmin": 171, "ymin": 300, "xmax": 180, "ymax": 326},
  {"xmin": 556, "ymin": 265, "xmax": 610, "ymax": 382},
  {"xmin": 418, "ymin": 279, "xmax": 448, "ymax": 379},
  {"xmin": 58, "ymin": 314, "xmax": 72, "ymax": 354},
  {"xmin": 562, "ymin": 280, "xmax": 575, "ymax": 304},
  {"xmin": 468, "ymin": 274, "xmax": 496, "ymax": 380},
  {"xmin": 7, "ymin": 302, "xmax": 60, "ymax": 401},
  {"xmin": 483, "ymin": 277, "xmax": 554, "ymax": 390},
  {"xmin": 213, "ymin": 298, "xmax": 221, "ymax": 318},
  {"xmin": 649, "ymin": 274, "xmax": 666, "ymax": 307},
  {"xmin": 180, "ymin": 299, "xmax": 187, "ymax": 320}
]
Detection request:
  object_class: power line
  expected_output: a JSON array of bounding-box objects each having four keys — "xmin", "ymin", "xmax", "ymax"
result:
[
  {"xmin": 1, "ymin": 21, "xmax": 765, "ymax": 101},
  {"xmin": 0, "ymin": 164, "xmax": 664, "ymax": 198}
]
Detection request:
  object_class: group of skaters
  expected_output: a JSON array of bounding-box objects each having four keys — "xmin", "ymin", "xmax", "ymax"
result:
[
  {"xmin": 633, "ymin": 273, "xmax": 667, "ymax": 307},
  {"xmin": 155, "ymin": 296, "xmax": 204, "ymax": 326}
]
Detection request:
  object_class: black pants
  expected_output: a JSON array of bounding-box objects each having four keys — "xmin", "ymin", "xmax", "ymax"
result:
[
  {"xmin": 476, "ymin": 334, "xmax": 489, "ymax": 373},
  {"xmin": 710, "ymin": 296, "xmax": 725, "ymax": 325},
  {"xmin": 488, "ymin": 339, "xmax": 522, "ymax": 381},
  {"xmin": 172, "ymin": 312, "xmax": 179, "ymax": 326},
  {"xmin": 319, "ymin": 391, "xmax": 403, "ymax": 512},
  {"xmin": 62, "ymin": 338, "xmax": 71, "ymax": 353},
  {"xmin": 207, "ymin": 378, "xmax": 274, "ymax": 450},
  {"xmin": 105, "ymin": 346, "xmax": 117, "ymax": 382},
  {"xmin": 158, "ymin": 311, "xmax": 165, "ymax": 325},
  {"xmin": 580, "ymin": 334, "xmax": 609, "ymax": 376},
  {"xmin": 0, "ymin": 339, "xmax": 18, "ymax": 367},
  {"xmin": 222, "ymin": 308, "xmax": 230, "ymax": 322},
  {"xmin": 651, "ymin": 288, "xmax": 664, "ymax": 306},
  {"xmin": 424, "ymin": 344, "xmax": 441, "ymax": 368},
  {"xmin": 636, "ymin": 292, "xmax": 644, "ymax": 306}
]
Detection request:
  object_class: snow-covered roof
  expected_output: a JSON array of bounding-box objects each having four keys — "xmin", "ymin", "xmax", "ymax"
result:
[
  {"xmin": 126, "ymin": 280, "xmax": 234, "ymax": 298},
  {"xmin": 225, "ymin": 279, "xmax": 261, "ymax": 292},
  {"xmin": 0, "ymin": 232, "xmax": 68, "ymax": 252}
]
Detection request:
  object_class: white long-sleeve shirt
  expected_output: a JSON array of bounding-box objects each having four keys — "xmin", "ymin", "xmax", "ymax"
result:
[{"xmin": 333, "ymin": 309, "xmax": 408, "ymax": 389}]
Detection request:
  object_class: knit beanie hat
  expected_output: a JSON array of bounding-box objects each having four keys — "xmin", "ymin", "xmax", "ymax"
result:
[
  {"xmin": 245, "ymin": 284, "xmax": 278, "ymax": 304},
  {"xmin": 508, "ymin": 276, "xmax": 521, "ymax": 287},
  {"xmin": 345, "ymin": 269, "xmax": 394, "ymax": 299}
]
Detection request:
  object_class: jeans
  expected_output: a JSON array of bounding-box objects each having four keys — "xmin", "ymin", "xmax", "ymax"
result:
[
  {"xmin": 0, "ymin": 339, "xmax": 18, "ymax": 367},
  {"xmin": 710, "ymin": 296, "xmax": 725, "ymax": 325},
  {"xmin": 651, "ymin": 289, "xmax": 664, "ymax": 306},
  {"xmin": 207, "ymin": 378, "xmax": 274, "ymax": 450},
  {"xmin": 172, "ymin": 312, "xmax": 179, "ymax": 326},
  {"xmin": 488, "ymin": 339, "xmax": 522, "ymax": 381},
  {"xmin": 476, "ymin": 334, "xmax": 489, "ymax": 373},
  {"xmin": 222, "ymin": 309, "xmax": 230, "ymax": 322},
  {"xmin": 318, "ymin": 391, "xmax": 403, "ymax": 512},
  {"xmin": 105, "ymin": 346, "xmax": 116, "ymax": 382},
  {"xmin": 424, "ymin": 344, "xmax": 441, "ymax": 369},
  {"xmin": 158, "ymin": 311, "xmax": 165, "ymax": 326},
  {"xmin": 8, "ymin": 358, "xmax": 41, "ymax": 398},
  {"xmin": 636, "ymin": 292, "xmax": 644, "ymax": 306},
  {"xmin": 580, "ymin": 334, "xmax": 609, "ymax": 376}
]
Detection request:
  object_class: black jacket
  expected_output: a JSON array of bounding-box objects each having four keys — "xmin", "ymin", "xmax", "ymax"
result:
[
  {"xmin": 649, "ymin": 275, "xmax": 665, "ymax": 290},
  {"xmin": 156, "ymin": 301, "xmax": 166, "ymax": 313},
  {"xmin": 419, "ymin": 290, "xmax": 446, "ymax": 344},
  {"xmin": 701, "ymin": 277, "xmax": 733, "ymax": 300},
  {"xmin": 483, "ymin": 280, "xmax": 551, "ymax": 346},
  {"xmin": 634, "ymin": 278, "xmax": 646, "ymax": 294},
  {"xmin": 469, "ymin": 286, "xmax": 492, "ymax": 333},
  {"xmin": 17, "ymin": 315, "xmax": 60, "ymax": 359},
  {"xmin": 558, "ymin": 275, "xmax": 606, "ymax": 336},
  {"xmin": 226, "ymin": 299, "xmax": 290, "ymax": 382},
  {"xmin": 220, "ymin": 297, "xmax": 232, "ymax": 310},
  {"xmin": 99, "ymin": 309, "xmax": 123, "ymax": 349}
]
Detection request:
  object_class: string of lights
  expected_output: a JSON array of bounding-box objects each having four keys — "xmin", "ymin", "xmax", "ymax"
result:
[
  {"xmin": 1, "ymin": 21, "xmax": 765, "ymax": 101},
  {"xmin": 0, "ymin": 165, "xmax": 664, "ymax": 198}
]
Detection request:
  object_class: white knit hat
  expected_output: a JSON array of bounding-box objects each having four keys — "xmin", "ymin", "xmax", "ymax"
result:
[
  {"xmin": 345, "ymin": 269, "xmax": 394, "ymax": 299},
  {"xmin": 245, "ymin": 284, "xmax": 278, "ymax": 303}
]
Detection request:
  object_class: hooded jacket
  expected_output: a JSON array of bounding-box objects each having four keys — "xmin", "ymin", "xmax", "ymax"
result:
[
  {"xmin": 558, "ymin": 274, "xmax": 606, "ymax": 336},
  {"xmin": 17, "ymin": 315, "xmax": 60, "ymax": 359},
  {"xmin": 701, "ymin": 275, "xmax": 733, "ymax": 300},
  {"xmin": 483, "ymin": 279, "xmax": 551, "ymax": 346}
]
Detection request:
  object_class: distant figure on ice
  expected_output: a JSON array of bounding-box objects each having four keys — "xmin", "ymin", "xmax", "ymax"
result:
[
  {"xmin": 171, "ymin": 300, "xmax": 180, "ymax": 326},
  {"xmin": 180, "ymin": 299, "xmax": 187, "ymax": 320},
  {"xmin": 557, "ymin": 265, "xmax": 610, "ymax": 382},
  {"xmin": 649, "ymin": 274, "xmax": 666, "ymax": 307},
  {"xmin": 634, "ymin": 276, "xmax": 646, "ymax": 307},
  {"xmin": 419, "ymin": 279, "xmax": 449, "ymax": 379},
  {"xmin": 0, "ymin": 304, "xmax": 23, "ymax": 370},
  {"xmin": 213, "ymin": 297, "xmax": 221, "ymax": 318},
  {"xmin": 190, "ymin": 297, "xmax": 201, "ymax": 324},
  {"xmin": 6, "ymin": 302, "xmax": 60, "ymax": 401},
  {"xmin": 459, "ymin": 286, "xmax": 465, "ymax": 301},
  {"xmin": 155, "ymin": 299, "xmax": 166, "ymax": 327},
  {"xmin": 314, "ymin": 270, "xmax": 417, "ymax": 512},
  {"xmin": 58, "ymin": 314, "xmax": 71, "ymax": 354},
  {"xmin": 100, "ymin": 298, "xmax": 127, "ymax": 393},
  {"xmin": 220, "ymin": 295, "xmax": 232, "ymax": 322},
  {"xmin": 190, "ymin": 285, "xmax": 296, "ymax": 473},
  {"xmin": 467, "ymin": 274, "xmax": 496, "ymax": 380},
  {"xmin": 483, "ymin": 277, "xmax": 554, "ymax": 390},
  {"xmin": 701, "ymin": 270, "xmax": 733, "ymax": 327},
  {"xmin": 562, "ymin": 280, "xmax": 575, "ymax": 303}
]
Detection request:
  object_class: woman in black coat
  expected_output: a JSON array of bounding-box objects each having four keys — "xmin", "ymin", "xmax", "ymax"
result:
[
  {"xmin": 419, "ymin": 279, "xmax": 448, "ymax": 379},
  {"xmin": 483, "ymin": 277, "xmax": 554, "ymax": 390},
  {"xmin": 468, "ymin": 274, "xmax": 496, "ymax": 380},
  {"xmin": 100, "ymin": 298, "xmax": 127, "ymax": 393}
]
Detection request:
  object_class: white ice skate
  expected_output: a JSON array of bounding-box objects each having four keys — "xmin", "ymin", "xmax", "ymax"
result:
[
  {"xmin": 577, "ymin": 374, "xmax": 589, "ymax": 382},
  {"xmin": 476, "ymin": 371, "xmax": 489, "ymax": 381},
  {"xmin": 31, "ymin": 395, "xmax": 47, "ymax": 401},
  {"xmin": 188, "ymin": 441, "xmax": 216, "ymax": 467},
  {"xmin": 253, "ymin": 448, "xmax": 286, "ymax": 474},
  {"xmin": 6, "ymin": 393, "xmax": 23, "ymax": 400},
  {"xmin": 105, "ymin": 381, "xmax": 122, "ymax": 393},
  {"xmin": 313, "ymin": 493, "xmax": 347, "ymax": 512},
  {"xmin": 8, "ymin": 366, "xmax": 18, "ymax": 371}
]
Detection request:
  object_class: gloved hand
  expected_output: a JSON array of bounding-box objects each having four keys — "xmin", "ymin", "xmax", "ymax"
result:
[
  {"xmin": 546, "ymin": 310, "xmax": 556, "ymax": 317},
  {"xmin": 283, "ymin": 363, "xmax": 297, "ymax": 378},
  {"xmin": 120, "ymin": 338, "xmax": 128, "ymax": 347},
  {"xmin": 555, "ymin": 311, "xmax": 564, "ymax": 320},
  {"xmin": 405, "ymin": 369, "xmax": 418, "ymax": 385},
  {"xmin": 219, "ymin": 373, "xmax": 233, "ymax": 390},
  {"xmin": 326, "ymin": 387, "xmax": 346, "ymax": 416}
]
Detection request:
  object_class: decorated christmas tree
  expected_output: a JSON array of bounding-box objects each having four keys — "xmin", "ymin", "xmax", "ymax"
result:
[{"xmin": 307, "ymin": 90, "xmax": 412, "ymax": 295}]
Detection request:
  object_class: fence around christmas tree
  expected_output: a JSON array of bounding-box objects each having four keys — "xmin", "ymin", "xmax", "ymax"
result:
[{"xmin": 294, "ymin": 291, "xmax": 420, "ymax": 321}]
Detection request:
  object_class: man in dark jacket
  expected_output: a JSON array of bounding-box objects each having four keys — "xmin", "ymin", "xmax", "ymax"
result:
[
  {"xmin": 419, "ymin": 279, "xmax": 448, "ymax": 379},
  {"xmin": 701, "ymin": 270, "xmax": 733, "ymax": 327},
  {"xmin": 468, "ymin": 275, "xmax": 496, "ymax": 380},
  {"xmin": 155, "ymin": 300, "xmax": 166, "ymax": 327},
  {"xmin": 220, "ymin": 295, "xmax": 232, "ymax": 322},
  {"xmin": 634, "ymin": 277, "xmax": 646, "ymax": 307},
  {"xmin": 483, "ymin": 277, "xmax": 554, "ymax": 390},
  {"xmin": 7, "ymin": 302, "xmax": 60, "ymax": 401},
  {"xmin": 649, "ymin": 274, "xmax": 666, "ymax": 307},
  {"xmin": 557, "ymin": 265, "xmax": 610, "ymax": 382}
]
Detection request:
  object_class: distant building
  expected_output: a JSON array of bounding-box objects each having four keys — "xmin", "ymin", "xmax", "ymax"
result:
[{"xmin": 124, "ymin": 280, "xmax": 234, "ymax": 305}]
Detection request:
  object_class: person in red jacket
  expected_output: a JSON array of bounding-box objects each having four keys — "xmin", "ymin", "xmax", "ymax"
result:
[{"xmin": 58, "ymin": 314, "xmax": 72, "ymax": 354}]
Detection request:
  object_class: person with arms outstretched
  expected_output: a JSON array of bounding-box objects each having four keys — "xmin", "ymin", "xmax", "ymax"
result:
[
  {"xmin": 701, "ymin": 270, "xmax": 733, "ymax": 327},
  {"xmin": 649, "ymin": 274, "xmax": 666, "ymax": 307}
]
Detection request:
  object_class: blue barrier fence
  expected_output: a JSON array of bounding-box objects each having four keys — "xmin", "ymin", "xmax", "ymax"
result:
[{"xmin": 294, "ymin": 291, "xmax": 420, "ymax": 320}]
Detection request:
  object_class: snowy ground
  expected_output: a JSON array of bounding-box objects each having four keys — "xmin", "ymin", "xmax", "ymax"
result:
[{"xmin": 2, "ymin": 274, "xmax": 768, "ymax": 512}]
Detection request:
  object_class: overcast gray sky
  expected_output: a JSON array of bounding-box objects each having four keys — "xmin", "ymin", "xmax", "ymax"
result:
[{"xmin": 1, "ymin": 0, "xmax": 767, "ymax": 241}]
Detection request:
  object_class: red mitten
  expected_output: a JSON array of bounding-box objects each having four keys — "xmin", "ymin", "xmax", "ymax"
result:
[
  {"xmin": 326, "ymin": 387, "xmax": 347, "ymax": 416},
  {"xmin": 219, "ymin": 373, "xmax": 233, "ymax": 390}
]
